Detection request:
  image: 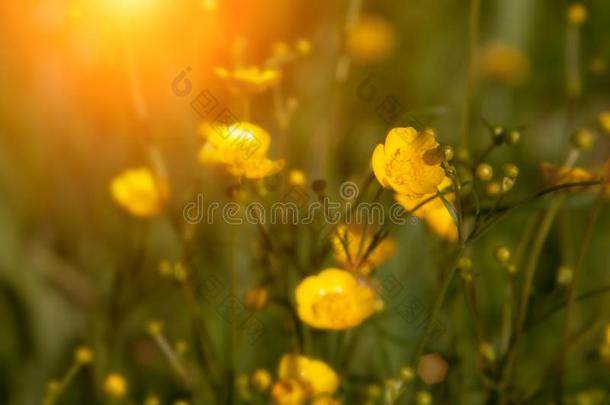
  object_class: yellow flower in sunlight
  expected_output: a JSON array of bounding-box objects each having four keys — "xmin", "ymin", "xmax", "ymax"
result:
[
  {"xmin": 272, "ymin": 379, "xmax": 307, "ymax": 405},
  {"xmin": 104, "ymin": 373, "xmax": 127, "ymax": 398},
  {"xmin": 597, "ymin": 112, "xmax": 610, "ymax": 135},
  {"xmin": 347, "ymin": 14, "xmax": 396, "ymax": 63},
  {"xmin": 199, "ymin": 122, "xmax": 285, "ymax": 179},
  {"xmin": 110, "ymin": 167, "xmax": 168, "ymax": 218},
  {"xmin": 296, "ymin": 268, "xmax": 376, "ymax": 330},
  {"xmin": 215, "ymin": 66, "xmax": 281, "ymax": 94},
  {"xmin": 332, "ymin": 224, "xmax": 396, "ymax": 275},
  {"xmin": 278, "ymin": 354, "xmax": 339, "ymax": 397},
  {"xmin": 567, "ymin": 3, "xmax": 587, "ymax": 26},
  {"xmin": 372, "ymin": 127, "xmax": 445, "ymax": 197},
  {"xmin": 396, "ymin": 177, "xmax": 458, "ymax": 242},
  {"xmin": 478, "ymin": 43, "xmax": 530, "ymax": 86},
  {"xmin": 541, "ymin": 162, "xmax": 593, "ymax": 188}
]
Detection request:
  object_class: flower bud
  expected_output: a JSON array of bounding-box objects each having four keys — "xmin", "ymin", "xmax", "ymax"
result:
[
  {"xmin": 556, "ymin": 265, "xmax": 573, "ymax": 285},
  {"xmin": 494, "ymin": 246, "xmax": 511, "ymax": 264},
  {"xmin": 571, "ymin": 129, "xmax": 595, "ymax": 151},
  {"xmin": 504, "ymin": 163, "xmax": 519, "ymax": 179},
  {"xmin": 476, "ymin": 164, "xmax": 494, "ymax": 181}
]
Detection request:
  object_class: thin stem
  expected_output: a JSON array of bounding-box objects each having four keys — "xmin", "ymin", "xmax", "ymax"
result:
[
  {"xmin": 557, "ymin": 188, "xmax": 604, "ymax": 399},
  {"xmin": 460, "ymin": 0, "xmax": 481, "ymax": 149}
]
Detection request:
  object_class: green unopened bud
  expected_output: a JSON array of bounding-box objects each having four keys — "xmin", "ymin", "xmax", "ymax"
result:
[
  {"xmin": 494, "ymin": 246, "xmax": 511, "ymax": 264},
  {"xmin": 504, "ymin": 130, "xmax": 521, "ymax": 145},
  {"xmin": 443, "ymin": 145, "xmax": 455, "ymax": 161},
  {"xmin": 502, "ymin": 177, "xmax": 515, "ymax": 192},
  {"xmin": 504, "ymin": 163, "xmax": 519, "ymax": 178},
  {"xmin": 557, "ymin": 265, "xmax": 573, "ymax": 285},
  {"xmin": 399, "ymin": 366, "xmax": 415, "ymax": 383}
]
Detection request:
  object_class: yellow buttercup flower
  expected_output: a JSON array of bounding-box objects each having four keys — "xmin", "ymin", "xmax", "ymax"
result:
[
  {"xmin": 296, "ymin": 268, "xmax": 376, "ymax": 330},
  {"xmin": 332, "ymin": 224, "xmax": 396, "ymax": 275},
  {"xmin": 396, "ymin": 177, "xmax": 457, "ymax": 242},
  {"xmin": 478, "ymin": 43, "xmax": 530, "ymax": 86},
  {"xmin": 540, "ymin": 162, "xmax": 592, "ymax": 188},
  {"xmin": 278, "ymin": 354, "xmax": 339, "ymax": 397},
  {"xmin": 372, "ymin": 127, "xmax": 445, "ymax": 198},
  {"xmin": 215, "ymin": 66, "xmax": 281, "ymax": 94},
  {"xmin": 110, "ymin": 167, "xmax": 168, "ymax": 218},
  {"xmin": 347, "ymin": 14, "xmax": 395, "ymax": 63},
  {"xmin": 271, "ymin": 378, "xmax": 307, "ymax": 405},
  {"xmin": 199, "ymin": 122, "xmax": 285, "ymax": 179}
]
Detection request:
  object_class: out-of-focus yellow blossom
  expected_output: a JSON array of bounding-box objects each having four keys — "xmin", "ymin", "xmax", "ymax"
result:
[
  {"xmin": 296, "ymin": 268, "xmax": 376, "ymax": 330},
  {"xmin": 597, "ymin": 112, "xmax": 610, "ymax": 135},
  {"xmin": 478, "ymin": 43, "xmax": 530, "ymax": 86},
  {"xmin": 332, "ymin": 224, "xmax": 396, "ymax": 275},
  {"xmin": 251, "ymin": 368, "xmax": 272, "ymax": 392},
  {"xmin": 244, "ymin": 287, "xmax": 269, "ymax": 311},
  {"xmin": 372, "ymin": 127, "xmax": 445, "ymax": 197},
  {"xmin": 74, "ymin": 346, "xmax": 93, "ymax": 364},
  {"xmin": 144, "ymin": 395, "xmax": 161, "ymax": 405},
  {"xmin": 278, "ymin": 354, "xmax": 339, "ymax": 397},
  {"xmin": 288, "ymin": 169, "xmax": 308, "ymax": 187},
  {"xmin": 110, "ymin": 167, "xmax": 168, "ymax": 218},
  {"xmin": 541, "ymin": 162, "xmax": 592, "ymax": 188},
  {"xmin": 347, "ymin": 14, "xmax": 395, "ymax": 63},
  {"xmin": 295, "ymin": 38, "xmax": 312, "ymax": 56},
  {"xmin": 271, "ymin": 378, "xmax": 306, "ymax": 405},
  {"xmin": 199, "ymin": 122, "xmax": 285, "ymax": 179},
  {"xmin": 103, "ymin": 373, "xmax": 127, "ymax": 398},
  {"xmin": 396, "ymin": 177, "xmax": 458, "ymax": 242},
  {"xmin": 567, "ymin": 3, "xmax": 587, "ymax": 26},
  {"xmin": 311, "ymin": 396, "xmax": 341, "ymax": 405},
  {"xmin": 215, "ymin": 66, "xmax": 281, "ymax": 94}
]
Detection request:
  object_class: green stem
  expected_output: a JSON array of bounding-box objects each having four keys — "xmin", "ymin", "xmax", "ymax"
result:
[
  {"xmin": 460, "ymin": 0, "xmax": 481, "ymax": 149},
  {"xmin": 557, "ymin": 189, "xmax": 604, "ymax": 400}
]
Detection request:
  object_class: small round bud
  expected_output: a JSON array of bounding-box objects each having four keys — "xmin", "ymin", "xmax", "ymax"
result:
[
  {"xmin": 311, "ymin": 179, "xmax": 327, "ymax": 194},
  {"xmin": 504, "ymin": 130, "xmax": 521, "ymax": 145},
  {"xmin": 75, "ymin": 346, "xmax": 93, "ymax": 364},
  {"xmin": 46, "ymin": 380, "xmax": 61, "ymax": 394},
  {"xmin": 456, "ymin": 147, "xmax": 470, "ymax": 162},
  {"xmin": 173, "ymin": 262, "xmax": 188, "ymax": 283},
  {"xmin": 476, "ymin": 164, "xmax": 494, "ymax": 181},
  {"xmin": 416, "ymin": 390, "xmax": 432, "ymax": 405},
  {"xmin": 501, "ymin": 177, "xmax": 515, "ymax": 192},
  {"xmin": 103, "ymin": 373, "xmax": 127, "ymax": 398},
  {"xmin": 145, "ymin": 396, "xmax": 161, "ymax": 405},
  {"xmin": 597, "ymin": 111, "xmax": 610, "ymax": 134},
  {"xmin": 174, "ymin": 340, "xmax": 188, "ymax": 356},
  {"xmin": 504, "ymin": 163, "xmax": 519, "ymax": 179},
  {"xmin": 571, "ymin": 129, "xmax": 595, "ymax": 151},
  {"xmin": 366, "ymin": 384, "xmax": 382, "ymax": 399},
  {"xmin": 244, "ymin": 287, "xmax": 269, "ymax": 311},
  {"xmin": 295, "ymin": 38, "xmax": 312, "ymax": 55},
  {"xmin": 506, "ymin": 264, "xmax": 517, "ymax": 275},
  {"xmin": 485, "ymin": 182, "xmax": 502, "ymax": 197},
  {"xmin": 457, "ymin": 257, "xmax": 472, "ymax": 272},
  {"xmin": 567, "ymin": 3, "xmax": 587, "ymax": 26},
  {"xmin": 147, "ymin": 320, "xmax": 164, "ymax": 336},
  {"xmin": 250, "ymin": 369, "xmax": 272, "ymax": 392},
  {"xmin": 399, "ymin": 366, "xmax": 415, "ymax": 383},
  {"xmin": 159, "ymin": 260, "xmax": 172, "ymax": 276},
  {"xmin": 442, "ymin": 145, "xmax": 455, "ymax": 161},
  {"xmin": 479, "ymin": 342, "xmax": 496, "ymax": 363},
  {"xmin": 494, "ymin": 246, "xmax": 511, "ymax": 264},
  {"xmin": 417, "ymin": 352, "xmax": 449, "ymax": 385},
  {"xmin": 492, "ymin": 126, "xmax": 505, "ymax": 143},
  {"xmin": 288, "ymin": 170, "xmax": 307, "ymax": 187},
  {"xmin": 556, "ymin": 265, "xmax": 573, "ymax": 285}
]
